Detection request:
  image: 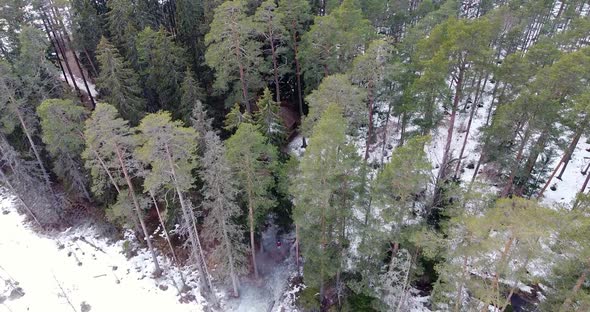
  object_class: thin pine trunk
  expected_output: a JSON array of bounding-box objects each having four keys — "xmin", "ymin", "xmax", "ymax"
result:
[
  {"xmin": 291, "ymin": 20, "xmax": 306, "ymax": 147},
  {"xmin": 454, "ymin": 75, "xmax": 486, "ymax": 178},
  {"xmin": 14, "ymin": 109, "xmax": 52, "ymax": 192},
  {"xmin": 83, "ymin": 49, "xmax": 99, "ymax": 78},
  {"xmin": 248, "ymin": 194, "xmax": 259, "ymax": 279},
  {"xmin": 269, "ymin": 22, "xmax": 281, "ymax": 103},
  {"xmin": 557, "ymin": 128, "xmax": 583, "ymax": 180},
  {"xmin": 50, "ymin": 4, "xmax": 95, "ymax": 108},
  {"xmin": 364, "ymin": 80, "xmax": 375, "ymax": 161},
  {"xmin": 66, "ymin": 153, "xmax": 91, "ymax": 201},
  {"xmin": 560, "ymin": 260, "xmax": 589, "ymax": 312},
  {"xmin": 40, "ymin": 16, "xmax": 69, "ymax": 85},
  {"xmin": 114, "ymin": 145, "xmax": 161, "ymax": 276},
  {"xmin": 438, "ymin": 62, "xmax": 465, "ymax": 183},
  {"xmin": 0, "ymin": 167, "xmax": 42, "ymax": 227},
  {"xmin": 163, "ymin": 144, "xmax": 214, "ymax": 298},
  {"xmin": 502, "ymin": 125, "xmax": 531, "ymax": 197},
  {"xmin": 149, "ymin": 191, "xmax": 186, "ymax": 289},
  {"xmin": 220, "ymin": 204, "xmax": 240, "ymax": 297},
  {"xmin": 231, "ymin": 20, "xmax": 251, "ymax": 113},
  {"xmin": 379, "ymin": 101, "xmax": 393, "ymax": 167},
  {"xmin": 42, "ymin": 10, "xmax": 79, "ymax": 93}
]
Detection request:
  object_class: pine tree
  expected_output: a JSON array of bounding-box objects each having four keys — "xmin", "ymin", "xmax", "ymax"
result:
[
  {"xmin": 253, "ymin": 0, "xmax": 288, "ymax": 103},
  {"xmin": 353, "ymin": 136, "xmax": 431, "ymax": 311},
  {"xmin": 0, "ymin": 134, "xmax": 59, "ymax": 226},
  {"xmin": 37, "ymin": 99, "xmax": 91, "ymax": 201},
  {"xmin": 0, "ymin": 42, "xmax": 56, "ymax": 195},
  {"xmin": 291, "ymin": 104, "xmax": 351, "ymax": 308},
  {"xmin": 82, "ymin": 103, "xmax": 161, "ymax": 275},
  {"xmin": 201, "ymin": 131, "xmax": 248, "ymax": 297},
  {"xmin": 277, "ymin": 0, "xmax": 312, "ymax": 128},
  {"xmin": 350, "ymin": 39, "xmax": 394, "ymax": 161},
  {"xmin": 205, "ymin": 0, "xmax": 264, "ymax": 112},
  {"xmin": 299, "ymin": 0, "xmax": 374, "ymax": 91},
  {"xmin": 134, "ymin": 111, "xmax": 216, "ymax": 297},
  {"xmin": 303, "ymin": 74, "xmax": 367, "ymax": 136},
  {"xmin": 96, "ymin": 37, "xmax": 145, "ymax": 124},
  {"xmin": 431, "ymin": 197, "xmax": 558, "ymax": 311},
  {"xmin": 136, "ymin": 27, "xmax": 187, "ymax": 113},
  {"xmin": 174, "ymin": 0, "xmax": 205, "ymax": 69},
  {"xmin": 225, "ymin": 122, "xmax": 277, "ymax": 279},
  {"xmin": 70, "ymin": 0, "xmax": 103, "ymax": 76},
  {"xmin": 254, "ymin": 88, "xmax": 286, "ymax": 146}
]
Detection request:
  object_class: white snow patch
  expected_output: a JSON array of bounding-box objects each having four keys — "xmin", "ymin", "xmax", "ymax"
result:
[{"xmin": 0, "ymin": 193, "xmax": 204, "ymax": 312}]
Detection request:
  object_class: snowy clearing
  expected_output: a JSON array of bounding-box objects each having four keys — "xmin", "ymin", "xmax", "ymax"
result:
[{"xmin": 0, "ymin": 193, "xmax": 204, "ymax": 312}]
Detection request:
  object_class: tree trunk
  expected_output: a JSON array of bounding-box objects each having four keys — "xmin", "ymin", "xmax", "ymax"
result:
[
  {"xmin": 220, "ymin": 205, "xmax": 240, "ymax": 297},
  {"xmin": 114, "ymin": 146, "xmax": 161, "ymax": 276},
  {"xmin": 269, "ymin": 23, "xmax": 281, "ymax": 104},
  {"xmin": 291, "ymin": 21, "xmax": 306, "ymax": 147},
  {"xmin": 380, "ymin": 101, "xmax": 393, "ymax": 167},
  {"xmin": 231, "ymin": 20, "xmax": 251, "ymax": 113},
  {"xmin": 66, "ymin": 153, "xmax": 91, "ymax": 202},
  {"xmin": 163, "ymin": 144, "xmax": 214, "ymax": 298},
  {"xmin": 40, "ymin": 16, "xmax": 69, "ymax": 85},
  {"xmin": 438, "ymin": 62, "xmax": 465, "ymax": 183},
  {"xmin": 502, "ymin": 125, "xmax": 532, "ymax": 197},
  {"xmin": 515, "ymin": 129, "xmax": 549, "ymax": 196},
  {"xmin": 295, "ymin": 223, "xmax": 300, "ymax": 274},
  {"xmin": 493, "ymin": 235, "xmax": 514, "ymax": 305},
  {"xmin": 149, "ymin": 191, "xmax": 186, "ymax": 288},
  {"xmin": 0, "ymin": 167, "xmax": 42, "ymax": 228},
  {"xmin": 15, "ymin": 109, "xmax": 53, "ymax": 192},
  {"xmin": 454, "ymin": 256, "xmax": 469, "ymax": 312},
  {"xmin": 538, "ymin": 127, "xmax": 584, "ymax": 197},
  {"xmin": 50, "ymin": 4, "xmax": 95, "ymax": 108},
  {"xmin": 248, "ymin": 197, "xmax": 259, "ymax": 279},
  {"xmin": 83, "ymin": 49, "xmax": 99, "ymax": 78},
  {"xmin": 454, "ymin": 75, "xmax": 486, "ymax": 178},
  {"xmin": 42, "ymin": 10, "xmax": 79, "ymax": 93},
  {"xmin": 557, "ymin": 128, "xmax": 583, "ymax": 180},
  {"xmin": 560, "ymin": 260, "xmax": 589, "ymax": 312},
  {"xmin": 364, "ymin": 80, "xmax": 375, "ymax": 161},
  {"xmin": 579, "ymin": 168, "xmax": 590, "ymax": 195}
]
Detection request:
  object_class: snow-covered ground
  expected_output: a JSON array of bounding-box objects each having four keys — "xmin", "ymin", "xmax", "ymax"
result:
[{"xmin": 0, "ymin": 193, "xmax": 205, "ymax": 312}]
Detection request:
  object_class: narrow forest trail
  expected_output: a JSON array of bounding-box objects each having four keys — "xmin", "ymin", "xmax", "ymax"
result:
[
  {"xmin": 0, "ymin": 193, "xmax": 205, "ymax": 312},
  {"xmin": 224, "ymin": 221, "xmax": 295, "ymax": 312}
]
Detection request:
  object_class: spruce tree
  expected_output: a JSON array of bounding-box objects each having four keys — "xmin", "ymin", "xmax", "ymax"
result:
[
  {"xmin": 254, "ymin": 87, "xmax": 286, "ymax": 146},
  {"xmin": 180, "ymin": 68, "xmax": 205, "ymax": 124},
  {"xmin": 106, "ymin": 0, "xmax": 140, "ymax": 60},
  {"xmin": 200, "ymin": 131, "xmax": 248, "ymax": 297},
  {"xmin": 224, "ymin": 103, "xmax": 253, "ymax": 132},
  {"xmin": 225, "ymin": 122, "xmax": 277, "ymax": 279},
  {"xmin": 136, "ymin": 27, "xmax": 187, "ymax": 113},
  {"xmin": 96, "ymin": 37, "xmax": 145, "ymax": 124}
]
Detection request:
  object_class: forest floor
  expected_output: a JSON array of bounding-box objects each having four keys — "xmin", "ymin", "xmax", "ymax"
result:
[
  {"xmin": 0, "ymin": 193, "xmax": 206, "ymax": 312},
  {"xmin": 224, "ymin": 221, "xmax": 295, "ymax": 312}
]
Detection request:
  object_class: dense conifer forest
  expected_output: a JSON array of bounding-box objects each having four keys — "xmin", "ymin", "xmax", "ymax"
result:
[{"xmin": 1, "ymin": 0, "xmax": 590, "ymax": 311}]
